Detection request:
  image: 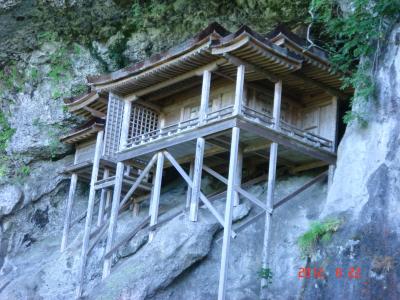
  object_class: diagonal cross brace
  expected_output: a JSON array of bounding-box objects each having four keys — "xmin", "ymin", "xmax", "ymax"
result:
[
  {"xmin": 163, "ymin": 151, "xmax": 237, "ymax": 238},
  {"xmin": 203, "ymin": 164, "xmax": 273, "ymax": 214}
]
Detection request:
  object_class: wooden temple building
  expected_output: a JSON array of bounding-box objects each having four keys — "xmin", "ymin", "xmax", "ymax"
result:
[{"xmin": 60, "ymin": 23, "xmax": 350, "ymax": 299}]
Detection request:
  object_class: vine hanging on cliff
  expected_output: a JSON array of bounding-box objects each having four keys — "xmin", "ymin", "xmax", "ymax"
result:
[{"xmin": 310, "ymin": 0, "xmax": 400, "ymax": 125}]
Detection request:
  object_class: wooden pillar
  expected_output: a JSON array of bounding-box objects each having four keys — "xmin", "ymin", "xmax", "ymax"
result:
[
  {"xmin": 218, "ymin": 127, "xmax": 240, "ymax": 300},
  {"xmin": 97, "ymin": 168, "xmax": 110, "ymax": 227},
  {"xmin": 189, "ymin": 71, "xmax": 210, "ymax": 221},
  {"xmin": 199, "ymin": 70, "xmax": 211, "ymax": 125},
  {"xmin": 189, "ymin": 138, "xmax": 205, "ymax": 221},
  {"xmin": 233, "ymin": 65, "xmax": 245, "ymax": 115},
  {"xmin": 186, "ymin": 160, "xmax": 195, "ymax": 209},
  {"xmin": 60, "ymin": 172, "xmax": 78, "ymax": 252},
  {"xmin": 76, "ymin": 130, "xmax": 104, "ymax": 297},
  {"xmin": 102, "ymin": 99, "xmax": 132, "ymax": 279},
  {"xmin": 149, "ymin": 152, "xmax": 164, "ymax": 241},
  {"xmin": 218, "ymin": 65, "xmax": 245, "ymax": 300},
  {"xmin": 328, "ymin": 96, "xmax": 338, "ymax": 190},
  {"xmin": 260, "ymin": 80, "xmax": 282, "ymax": 299},
  {"xmin": 233, "ymin": 147, "xmax": 243, "ymax": 207},
  {"xmin": 133, "ymin": 202, "xmax": 140, "ymax": 216}
]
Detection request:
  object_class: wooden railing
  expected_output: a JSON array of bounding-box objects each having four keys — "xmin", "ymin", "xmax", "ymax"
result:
[{"xmin": 124, "ymin": 105, "xmax": 333, "ymax": 151}]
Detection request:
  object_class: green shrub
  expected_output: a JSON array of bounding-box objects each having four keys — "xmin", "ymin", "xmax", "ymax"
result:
[{"xmin": 298, "ymin": 218, "xmax": 341, "ymax": 258}]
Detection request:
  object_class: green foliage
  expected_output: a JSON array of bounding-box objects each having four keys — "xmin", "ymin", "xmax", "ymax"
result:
[
  {"xmin": 0, "ymin": 112, "xmax": 15, "ymax": 152},
  {"xmin": 298, "ymin": 218, "xmax": 341, "ymax": 258},
  {"xmin": 19, "ymin": 165, "xmax": 31, "ymax": 177},
  {"xmin": 0, "ymin": 64, "xmax": 24, "ymax": 94},
  {"xmin": 259, "ymin": 267, "xmax": 273, "ymax": 286},
  {"xmin": 310, "ymin": 0, "xmax": 400, "ymax": 124},
  {"xmin": 128, "ymin": 0, "xmax": 311, "ymax": 55}
]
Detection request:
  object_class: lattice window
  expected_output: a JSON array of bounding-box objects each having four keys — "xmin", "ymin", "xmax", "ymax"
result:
[
  {"xmin": 128, "ymin": 104, "xmax": 159, "ymax": 139},
  {"xmin": 103, "ymin": 95, "xmax": 124, "ymax": 158}
]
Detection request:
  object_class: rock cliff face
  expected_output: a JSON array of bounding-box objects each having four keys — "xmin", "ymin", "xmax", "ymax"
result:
[{"xmin": 1, "ymin": 1, "xmax": 399, "ymax": 300}]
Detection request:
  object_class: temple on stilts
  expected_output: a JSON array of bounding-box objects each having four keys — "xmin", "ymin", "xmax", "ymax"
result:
[{"xmin": 59, "ymin": 23, "xmax": 351, "ymax": 299}]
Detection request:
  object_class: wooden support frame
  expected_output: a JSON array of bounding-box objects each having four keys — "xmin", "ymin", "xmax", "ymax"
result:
[
  {"xmin": 102, "ymin": 162, "xmax": 124, "ymax": 279},
  {"xmin": 233, "ymin": 148, "xmax": 243, "ymax": 207},
  {"xmin": 189, "ymin": 137, "xmax": 205, "ymax": 222},
  {"xmin": 233, "ymin": 64, "xmax": 245, "ymax": 115},
  {"xmin": 97, "ymin": 168, "xmax": 110, "ymax": 227},
  {"xmin": 260, "ymin": 80, "xmax": 282, "ymax": 298},
  {"xmin": 76, "ymin": 130, "xmax": 104, "ymax": 298},
  {"xmin": 102, "ymin": 98, "xmax": 133, "ymax": 279},
  {"xmin": 163, "ymin": 151, "xmax": 236, "ymax": 238},
  {"xmin": 186, "ymin": 160, "xmax": 194, "ymax": 209},
  {"xmin": 149, "ymin": 152, "xmax": 164, "ymax": 241},
  {"xmin": 218, "ymin": 126, "xmax": 240, "ymax": 300},
  {"xmin": 60, "ymin": 172, "xmax": 78, "ymax": 252},
  {"xmin": 199, "ymin": 70, "xmax": 211, "ymax": 125}
]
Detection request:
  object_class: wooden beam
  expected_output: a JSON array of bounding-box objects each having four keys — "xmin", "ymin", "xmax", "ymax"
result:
[
  {"xmin": 149, "ymin": 152, "xmax": 164, "ymax": 241},
  {"xmin": 235, "ymin": 186, "xmax": 272, "ymax": 213},
  {"xmin": 117, "ymin": 118, "xmax": 236, "ymax": 161},
  {"xmin": 260, "ymin": 80, "xmax": 281, "ymax": 298},
  {"xmin": 203, "ymin": 165, "xmax": 227, "ymax": 185},
  {"xmin": 97, "ymin": 168, "xmax": 110, "ymax": 227},
  {"xmin": 233, "ymin": 64, "xmax": 245, "ymax": 115},
  {"xmin": 233, "ymin": 148, "xmax": 243, "ymax": 207},
  {"xmin": 76, "ymin": 130, "xmax": 104, "ymax": 298},
  {"xmin": 189, "ymin": 138, "xmax": 205, "ymax": 222},
  {"xmin": 223, "ymin": 53, "xmax": 279, "ymax": 83},
  {"xmin": 186, "ymin": 160, "xmax": 194, "ymax": 209},
  {"xmin": 124, "ymin": 59, "xmax": 225, "ymax": 101},
  {"xmin": 102, "ymin": 97, "xmax": 132, "ymax": 279},
  {"xmin": 290, "ymin": 71, "xmax": 348, "ymax": 99},
  {"xmin": 60, "ymin": 172, "xmax": 78, "ymax": 252},
  {"xmin": 218, "ymin": 127, "xmax": 240, "ymax": 300},
  {"xmin": 102, "ymin": 162, "xmax": 124, "ymax": 279},
  {"xmin": 83, "ymin": 106, "xmax": 106, "ymax": 118},
  {"xmin": 274, "ymin": 171, "xmax": 328, "ymax": 209},
  {"xmin": 199, "ymin": 70, "xmax": 211, "ymax": 125},
  {"xmin": 163, "ymin": 151, "xmax": 236, "ymax": 238},
  {"xmin": 236, "ymin": 120, "xmax": 336, "ymax": 164},
  {"xmin": 290, "ymin": 161, "xmax": 328, "ymax": 174}
]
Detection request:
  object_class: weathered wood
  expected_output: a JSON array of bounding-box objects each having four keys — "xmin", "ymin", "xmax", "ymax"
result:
[
  {"xmin": 290, "ymin": 161, "xmax": 328, "ymax": 174},
  {"xmin": 203, "ymin": 164, "xmax": 227, "ymax": 185},
  {"xmin": 233, "ymin": 64, "xmax": 245, "ymax": 115},
  {"xmin": 124, "ymin": 59, "xmax": 225, "ymax": 101},
  {"xmin": 120, "ymin": 100, "xmax": 132, "ymax": 150},
  {"xmin": 117, "ymin": 118, "xmax": 236, "ymax": 161},
  {"xmin": 260, "ymin": 80, "xmax": 281, "ymax": 298},
  {"xmin": 274, "ymin": 171, "xmax": 328, "ymax": 209},
  {"xmin": 149, "ymin": 152, "xmax": 164, "ymax": 241},
  {"xmin": 189, "ymin": 137, "xmax": 205, "ymax": 222},
  {"xmin": 236, "ymin": 120, "xmax": 336, "ymax": 164},
  {"xmin": 102, "ymin": 162, "xmax": 125, "ymax": 279},
  {"xmin": 199, "ymin": 70, "xmax": 211, "ymax": 124},
  {"xmin": 61, "ymin": 172, "xmax": 78, "ymax": 252},
  {"xmin": 119, "ymin": 154, "xmax": 158, "ymax": 209},
  {"xmin": 102, "ymin": 98, "xmax": 132, "ymax": 279},
  {"xmin": 224, "ymin": 53, "xmax": 278, "ymax": 83},
  {"xmin": 235, "ymin": 186, "xmax": 272, "ymax": 213},
  {"xmin": 163, "ymin": 150, "xmax": 236, "ymax": 237},
  {"xmin": 76, "ymin": 130, "xmax": 104, "ymax": 298},
  {"xmin": 186, "ymin": 160, "xmax": 194, "ymax": 209},
  {"xmin": 218, "ymin": 126, "xmax": 240, "ymax": 300},
  {"xmin": 133, "ymin": 202, "xmax": 140, "ymax": 216},
  {"xmin": 233, "ymin": 147, "xmax": 243, "ymax": 207},
  {"xmin": 97, "ymin": 168, "xmax": 110, "ymax": 227}
]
